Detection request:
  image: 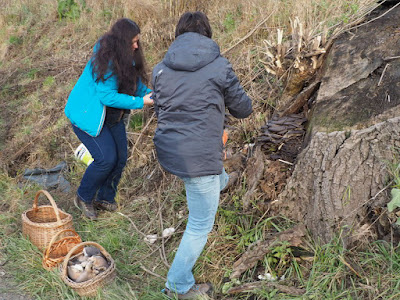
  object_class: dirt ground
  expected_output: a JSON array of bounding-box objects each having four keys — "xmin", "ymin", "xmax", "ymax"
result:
[{"xmin": 0, "ymin": 266, "xmax": 32, "ymax": 300}]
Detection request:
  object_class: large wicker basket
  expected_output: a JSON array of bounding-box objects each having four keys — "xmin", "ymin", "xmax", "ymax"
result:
[
  {"xmin": 22, "ymin": 190, "xmax": 74, "ymax": 251},
  {"xmin": 42, "ymin": 229, "xmax": 83, "ymax": 270},
  {"xmin": 60, "ymin": 241, "xmax": 116, "ymax": 297}
]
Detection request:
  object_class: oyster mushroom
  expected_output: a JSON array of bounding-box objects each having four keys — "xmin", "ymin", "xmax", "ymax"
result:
[
  {"xmin": 67, "ymin": 264, "xmax": 84, "ymax": 282},
  {"xmin": 89, "ymin": 255, "xmax": 109, "ymax": 272}
]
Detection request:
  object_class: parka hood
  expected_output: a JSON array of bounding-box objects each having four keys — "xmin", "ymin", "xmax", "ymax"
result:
[{"xmin": 163, "ymin": 32, "xmax": 220, "ymax": 72}]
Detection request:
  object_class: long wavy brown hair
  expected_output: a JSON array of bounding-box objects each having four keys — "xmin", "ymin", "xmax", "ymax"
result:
[{"xmin": 91, "ymin": 18, "xmax": 148, "ymax": 95}]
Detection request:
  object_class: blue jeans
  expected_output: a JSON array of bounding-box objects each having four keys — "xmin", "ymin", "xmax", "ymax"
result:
[
  {"xmin": 166, "ymin": 169, "xmax": 229, "ymax": 294},
  {"xmin": 72, "ymin": 121, "xmax": 127, "ymax": 204}
]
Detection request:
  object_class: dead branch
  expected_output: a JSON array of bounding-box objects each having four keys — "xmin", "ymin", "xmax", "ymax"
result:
[
  {"xmin": 242, "ymin": 147, "xmax": 266, "ymax": 210},
  {"xmin": 140, "ymin": 264, "xmax": 166, "ymax": 281},
  {"xmin": 230, "ymin": 224, "xmax": 306, "ymax": 279},
  {"xmin": 278, "ymin": 159, "xmax": 293, "ymax": 166},
  {"xmin": 303, "ymin": 49, "xmax": 326, "ymax": 58},
  {"xmin": 384, "ymin": 56, "xmax": 400, "ymax": 61},
  {"xmin": 280, "ymin": 81, "xmax": 321, "ymax": 116},
  {"xmin": 227, "ymin": 281, "xmax": 306, "ymax": 296}
]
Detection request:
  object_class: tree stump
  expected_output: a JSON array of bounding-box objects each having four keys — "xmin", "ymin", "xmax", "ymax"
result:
[{"xmin": 272, "ymin": 6, "xmax": 400, "ymax": 245}]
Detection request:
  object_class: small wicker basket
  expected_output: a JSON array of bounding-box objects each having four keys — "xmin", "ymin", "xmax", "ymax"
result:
[
  {"xmin": 42, "ymin": 229, "xmax": 82, "ymax": 270},
  {"xmin": 22, "ymin": 190, "xmax": 74, "ymax": 251},
  {"xmin": 60, "ymin": 241, "xmax": 116, "ymax": 297}
]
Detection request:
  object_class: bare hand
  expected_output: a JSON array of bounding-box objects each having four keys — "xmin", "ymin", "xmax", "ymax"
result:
[{"xmin": 143, "ymin": 93, "xmax": 154, "ymax": 106}]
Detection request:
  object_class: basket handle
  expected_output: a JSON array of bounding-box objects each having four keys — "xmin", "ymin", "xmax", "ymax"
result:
[
  {"xmin": 43, "ymin": 229, "xmax": 80, "ymax": 256},
  {"xmin": 32, "ymin": 190, "xmax": 62, "ymax": 223},
  {"xmin": 61, "ymin": 241, "xmax": 109, "ymax": 280}
]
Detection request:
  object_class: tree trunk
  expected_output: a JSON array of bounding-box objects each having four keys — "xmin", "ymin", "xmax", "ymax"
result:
[
  {"xmin": 276, "ymin": 118, "xmax": 400, "ymax": 244},
  {"xmin": 273, "ymin": 5, "xmax": 400, "ymax": 245}
]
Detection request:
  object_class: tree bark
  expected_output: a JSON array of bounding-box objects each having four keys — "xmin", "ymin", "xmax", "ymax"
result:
[
  {"xmin": 272, "ymin": 6, "xmax": 400, "ymax": 245},
  {"xmin": 275, "ymin": 117, "xmax": 400, "ymax": 244}
]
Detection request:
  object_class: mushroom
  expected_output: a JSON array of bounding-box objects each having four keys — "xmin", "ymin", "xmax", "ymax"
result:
[
  {"xmin": 74, "ymin": 261, "xmax": 97, "ymax": 283},
  {"xmin": 89, "ymin": 255, "xmax": 109, "ymax": 273},
  {"xmin": 83, "ymin": 246, "xmax": 101, "ymax": 257},
  {"xmin": 69, "ymin": 253, "xmax": 88, "ymax": 265},
  {"xmin": 67, "ymin": 264, "xmax": 84, "ymax": 282}
]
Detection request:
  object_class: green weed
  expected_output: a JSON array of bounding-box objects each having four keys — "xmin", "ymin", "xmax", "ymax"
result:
[
  {"xmin": 43, "ymin": 76, "xmax": 55, "ymax": 88},
  {"xmin": 57, "ymin": 0, "xmax": 81, "ymax": 20},
  {"xmin": 129, "ymin": 112, "xmax": 143, "ymax": 131},
  {"xmin": 224, "ymin": 13, "xmax": 236, "ymax": 33},
  {"xmin": 26, "ymin": 68, "xmax": 39, "ymax": 79},
  {"xmin": 9, "ymin": 35, "xmax": 23, "ymax": 45}
]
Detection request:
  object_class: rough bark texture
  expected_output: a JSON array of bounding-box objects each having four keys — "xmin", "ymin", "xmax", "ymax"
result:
[
  {"xmin": 276, "ymin": 118, "xmax": 400, "ymax": 244},
  {"xmin": 273, "ymin": 6, "xmax": 400, "ymax": 245}
]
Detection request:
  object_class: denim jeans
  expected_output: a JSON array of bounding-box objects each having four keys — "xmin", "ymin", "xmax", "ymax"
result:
[
  {"xmin": 72, "ymin": 120, "xmax": 127, "ymax": 204},
  {"xmin": 166, "ymin": 169, "xmax": 229, "ymax": 294}
]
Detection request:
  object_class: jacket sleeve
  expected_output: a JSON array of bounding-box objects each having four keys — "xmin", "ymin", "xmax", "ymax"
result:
[
  {"xmin": 135, "ymin": 78, "xmax": 152, "ymax": 97},
  {"xmin": 223, "ymin": 63, "xmax": 253, "ymax": 119},
  {"xmin": 95, "ymin": 72, "xmax": 144, "ymax": 109},
  {"xmin": 151, "ymin": 67, "xmax": 160, "ymax": 118}
]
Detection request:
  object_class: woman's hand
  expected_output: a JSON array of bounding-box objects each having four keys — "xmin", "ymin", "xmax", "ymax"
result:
[{"xmin": 143, "ymin": 93, "xmax": 154, "ymax": 106}]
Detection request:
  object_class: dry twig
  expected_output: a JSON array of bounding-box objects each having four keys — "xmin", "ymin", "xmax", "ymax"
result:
[
  {"xmin": 158, "ymin": 199, "xmax": 170, "ymax": 268},
  {"xmin": 117, "ymin": 212, "xmax": 147, "ymax": 238},
  {"xmin": 339, "ymin": 255, "xmax": 362, "ymax": 278},
  {"xmin": 227, "ymin": 281, "xmax": 305, "ymax": 296},
  {"xmin": 348, "ymin": 1, "xmax": 400, "ymax": 32},
  {"xmin": 140, "ymin": 265, "xmax": 166, "ymax": 281},
  {"xmin": 280, "ymin": 81, "xmax": 321, "ymax": 116},
  {"xmin": 222, "ymin": 10, "xmax": 276, "ymax": 55},
  {"xmin": 378, "ymin": 63, "xmax": 390, "ymax": 87},
  {"xmin": 384, "ymin": 56, "xmax": 400, "ymax": 61},
  {"xmin": 128, "ymin": 112, "xmax": 155, "ymax": 161}
]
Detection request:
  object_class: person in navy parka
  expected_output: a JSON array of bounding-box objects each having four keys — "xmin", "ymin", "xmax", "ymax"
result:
[
  {"xmin": 65, "ymin": 18, "xmax": 153, "ymax": 220},
  {"xmin": 152, "ymin": 11, "xmax": 252, "ymax": 299}
]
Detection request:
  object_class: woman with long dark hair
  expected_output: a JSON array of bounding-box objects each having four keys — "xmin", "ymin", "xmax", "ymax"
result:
[
  {"xmin": 65, "ymin": 18, "xmax": 153, "ymax": 220},
  {"xmin": 152, "ymin": 11, "xmax": 252, "ymax": 298}
]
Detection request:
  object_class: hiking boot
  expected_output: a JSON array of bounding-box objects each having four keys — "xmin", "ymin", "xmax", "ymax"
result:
[
  {"xmin": 164, "ymin": 283, "xmax": 212, "ymax": 299},
  {"xmin": 221, "ymin": 171, "xmax": 239, "ymax": 192},
  {"xmin": 94, "ymin": 200, "xmax": 118, "ymax": 212},
  {"xmin": 74, "ymin": 196, "xmax": 97, "ymax": 220}
]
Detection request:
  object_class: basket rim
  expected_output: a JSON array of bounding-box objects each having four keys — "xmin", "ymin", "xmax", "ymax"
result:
[
  {"xmin": 42, "ymin": 229, "xmax": 82, "ymax": 270},
  {"xmin": 21, "ymin": 206, "xmax": 73, "ymax": 227},
  {"xmin": 63, "ymin": 269, "xmax": 116, "ymax": 297},
  {"xmin": 60, "ymin": 241, "xmax": 115, "ymax": 288},
  {"xmin": 26, "ymin": 190, "xmax": 66, "ymax": 223}
]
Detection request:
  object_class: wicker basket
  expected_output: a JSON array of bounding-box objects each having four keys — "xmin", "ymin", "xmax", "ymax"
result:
[
  {"xmin": 22, "ymin": 190, "xmax": 74, "ymax": 251},
  {"xmin": 60, "ymin": 241, "xmax": 116, "ymax": 297},
  {"xmin": 42, "ymin": 229, "xmax": 83, "ymax": 270}
]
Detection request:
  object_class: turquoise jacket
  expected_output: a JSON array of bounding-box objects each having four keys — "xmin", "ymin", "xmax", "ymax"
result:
[{"xmin": 65, "ymin": 50, "xmax": 151, "ymax": 137}]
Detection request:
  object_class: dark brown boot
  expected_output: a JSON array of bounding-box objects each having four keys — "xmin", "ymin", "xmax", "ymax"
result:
[
  {"xmin": 74, "ymin": 196, "xmax": 97, "ymax": 220},
  {"xmin": 94, "ymin": 200, "xmax": 118, "ymax": 212}
]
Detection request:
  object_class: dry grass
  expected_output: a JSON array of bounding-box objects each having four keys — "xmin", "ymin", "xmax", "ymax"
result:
[
  {"xmin": 0, "ymin": 0, "xmax": 379, "ymax": 171},
  {"xmin": 0, "ymin": 0, "xmax": 388, "ymax": 298}
]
